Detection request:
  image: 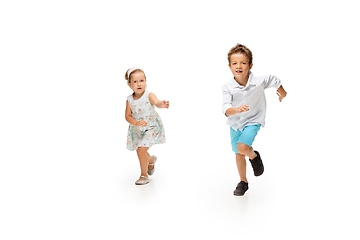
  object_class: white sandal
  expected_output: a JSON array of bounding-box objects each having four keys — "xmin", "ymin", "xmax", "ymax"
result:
[
  {"xmin": 147, "ymin": 155, "xmax": 157, "ymax": 176},
  {"xmin": 135, "ymin": 175, "xmax": 149, "ymax": 185}
]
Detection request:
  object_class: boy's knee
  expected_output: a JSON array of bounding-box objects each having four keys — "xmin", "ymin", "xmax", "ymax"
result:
[
  {"xmin": 237, "ymin": 143, "xmax": 250, "ymax": 155},
  {"xmin": 236, "ymin": 153, "xmax": 245, "ymax": 160}
]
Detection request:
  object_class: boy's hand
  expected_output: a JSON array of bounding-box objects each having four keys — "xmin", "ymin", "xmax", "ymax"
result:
[
  {"xmin": 225, "ymin": 105, "xmax": 249, "ymax": 117},
  {"xmin": 276, "ymin": 85, "xmax": 287, "ymax": 102},
  {"xmin": 157, "ymin": 100, "xmax": 169, "ymax": 109},
  {"xmin": 237, "ymin": 105, "xmax": 249, "ymax": 113},
  {"xmin": 136, "ymin": 121, "xmax": 147, "ymax": 127}
]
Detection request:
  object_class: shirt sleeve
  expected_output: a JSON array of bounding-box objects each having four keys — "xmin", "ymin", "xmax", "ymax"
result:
[
  {"xmin": 222, "ymin": 85, "xmax": 233, "ymax": 115},
  {"xmin": 263, "ymin": 75, "xmax": 282, "ymax": 89}
]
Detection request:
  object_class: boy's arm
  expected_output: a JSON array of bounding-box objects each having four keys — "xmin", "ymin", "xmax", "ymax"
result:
[
  {"xmin": 263, "ymin": 75, "xmax": 282, "ymax": 89},
  {"xmin": 225, "ymin": 105, "xmax": 249, "ymax": 116},
  {"xmin": 222, "ymin": 85, "xmax": 233, "ymax": 115},
  {"xmin": 222, "ymin": 85, "xmax": 249, "ymax": 117},
  {"xmin": 263, "ymin": 75, "xmax": 287, "ymax": 102},
  {"xmin": 276, "ymin": 85, "xmax": 287, "ymax": 102}
]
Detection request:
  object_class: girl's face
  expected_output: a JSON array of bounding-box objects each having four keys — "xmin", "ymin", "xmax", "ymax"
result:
[{"xmin": 130, "ymin": 72, "xmax": 147, "ymax": 95}]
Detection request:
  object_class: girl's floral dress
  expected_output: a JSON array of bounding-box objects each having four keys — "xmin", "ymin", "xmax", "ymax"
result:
[{"xmin": 126, "ymin": 91, "xmax": 166, "ymax": 151}]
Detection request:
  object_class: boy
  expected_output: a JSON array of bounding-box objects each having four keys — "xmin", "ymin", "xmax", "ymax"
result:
[{"xmin": 222, "ymin": 44, "xmax": 287, "ymax": 196}]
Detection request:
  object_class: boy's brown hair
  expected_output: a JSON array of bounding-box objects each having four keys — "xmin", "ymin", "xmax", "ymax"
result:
[{"xmin": 227, "ymin": 44, "xmax": 253, "ymax": 65}]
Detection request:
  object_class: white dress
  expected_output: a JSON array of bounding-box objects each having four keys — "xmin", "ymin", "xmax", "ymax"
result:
[{"xmin": 126, "ymin": 91, "xmax": 166, "ymax": 151}]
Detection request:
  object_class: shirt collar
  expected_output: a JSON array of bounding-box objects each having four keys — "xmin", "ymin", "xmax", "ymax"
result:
[{"xmin": 231, "ymin": 71, "xmax": 255, "ymax": 89}]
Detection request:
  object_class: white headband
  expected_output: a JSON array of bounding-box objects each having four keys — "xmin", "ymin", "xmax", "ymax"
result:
[{"xmin": 127, "ymin": 67, "xmax": 142, "ymax": 79}]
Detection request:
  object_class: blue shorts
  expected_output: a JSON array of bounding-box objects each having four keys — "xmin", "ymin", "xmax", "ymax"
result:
[{"xmin": 230, "ymin": 124, "xmax": 261, "ymax": 153}]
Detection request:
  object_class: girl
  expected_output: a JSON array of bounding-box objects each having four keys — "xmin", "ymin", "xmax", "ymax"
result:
[{"xmin": 125, "ymin": 67, "xmax": 169, "ymax": 185}]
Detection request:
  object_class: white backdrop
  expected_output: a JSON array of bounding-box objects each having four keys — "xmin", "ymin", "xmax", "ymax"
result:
[{"xmin": 1, "ymin": 0, "xmax": 359, "ymax": 239}]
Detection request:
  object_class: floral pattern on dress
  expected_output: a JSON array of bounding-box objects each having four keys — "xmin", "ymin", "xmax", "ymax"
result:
[{"xmin": 126, "ymin": 91, "xmax": 166, "ymax": 151}]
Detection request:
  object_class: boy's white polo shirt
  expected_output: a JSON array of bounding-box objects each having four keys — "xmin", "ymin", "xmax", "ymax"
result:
[{"xmin": 222, "ymin": 71, "xmax": 282, "ymax": 131}]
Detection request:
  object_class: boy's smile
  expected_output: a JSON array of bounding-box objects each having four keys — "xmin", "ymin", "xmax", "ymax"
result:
[{"xmin": 229, "ymin": 53, "xmax": 253, "ymax": 86}]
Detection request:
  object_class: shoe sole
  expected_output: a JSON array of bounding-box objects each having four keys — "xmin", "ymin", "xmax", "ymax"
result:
[
  {"xmin": 255, "ymin": 167, "xmax": 264, "ymax": 176},
  {"xmin": 234, "ymin": 192, "xmax": 245, "ymax": 196},
  {"xmin": 135, "ymin": 181, "xmax": 149, "ymax": 185}
]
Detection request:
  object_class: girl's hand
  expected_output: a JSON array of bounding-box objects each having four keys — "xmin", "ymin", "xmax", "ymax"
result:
[
  {"xmin": 157, "ymin": 100, "xmax": 169, "ymax": 109},
  {"xmin": 237, "ymin": 105, "xmax": 249, "ymax": 113},
  {"xmin": 136, "ymin": 121, "xmax": 147, "ymax": 127},
  {"xmin": 149, "ymin": 93, "xmax": 169, "ymax": 109}
]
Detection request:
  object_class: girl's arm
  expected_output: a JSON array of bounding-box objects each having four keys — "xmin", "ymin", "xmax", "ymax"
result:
[
  {"xmin": 125, "ymin": 101, "xmax": 147, "ymax": 127},
  {"xmin": 149, "ymin": 93, "xmax": 169, "ymax": 109}
]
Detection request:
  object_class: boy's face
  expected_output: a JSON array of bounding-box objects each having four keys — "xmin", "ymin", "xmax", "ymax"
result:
[
  {"xmin": 130, "ymin": 72, "xmax": 147, "ymax": 95},
  {"xmin": 228, "ymin": 53, "xmax": 253, "ymax": 80}
]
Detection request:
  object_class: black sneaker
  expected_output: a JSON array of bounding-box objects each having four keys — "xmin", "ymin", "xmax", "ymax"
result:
[
  {"xmin": 249, "ymin": 151, "xmax": 264, "ymax": 176},
  {"xmin": 233, "ymin": 181, "xmax": 249, "ymax": 196}
]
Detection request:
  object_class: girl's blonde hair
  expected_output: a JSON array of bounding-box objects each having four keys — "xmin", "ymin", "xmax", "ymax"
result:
[{"xmin": 124, "ymin": 68, "xmax": 146, "ymax": 87}]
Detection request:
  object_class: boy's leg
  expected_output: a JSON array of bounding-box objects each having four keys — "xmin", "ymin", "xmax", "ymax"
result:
[
  {"xmin": 235, "ymin": 153, "xmax": 248, "ymax": 183},
  {"xmin": 231, "ymin": 127, "xmax": 250, "ymax": 182},
  {"xmin": 237, "ymin": 144, "xmax": 257, "ymax": 160},
  {"xmin": 231, "ymin": 127, "xmax": 254, "ymax": 195},
  {"xmin": 237, "ymin": 124, "xmax": 264, "ymax": 177},
  {"xmin": 136, "ymin": 147, "xmax": 150, "ymax": 180},
  {"xmin": 234, "ymin": 153, "xmax": 249, "ymax": 196},
  {"xmin": 236, "ymin": 124, "xmax": 261, "ymax": 159},
  {"xmin": 237, "ymin": 143, "xmax": 264, "ymax": 176}
]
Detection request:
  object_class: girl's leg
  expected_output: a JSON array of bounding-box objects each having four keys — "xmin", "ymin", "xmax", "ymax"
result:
[
  {"xmin": 147, "ymin": 152, "xmax": 154, "ymax": 170},
  {"xmin": 136, "ymin": 147, "xmax": 150, "ymax": 180},
  {"xmin": 235, "ymin": 153, "xmax": 248, "ymax": 183}
]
